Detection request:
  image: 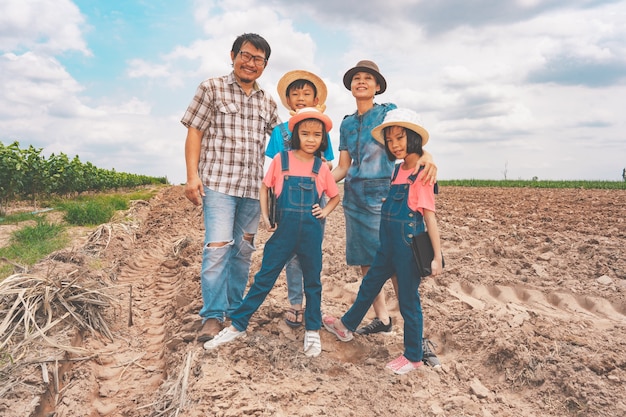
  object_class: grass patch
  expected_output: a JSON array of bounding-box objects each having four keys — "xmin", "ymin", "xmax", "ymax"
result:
[
  {"xmin": 62, "ymin": 200, "xmax": 117, "ymax": 226},
  {"xmin": 0, "ymin": 187, "xmax": 161, "ymax": 281},
  {"xmin": 0, "ymin": 212, "xmax": 38, "ymax": 225},
  {"xmin": 0, "ymin": 217, "xmax": 68, "ymax": 266},
  {"xmin": 52, "ymin": 188, "xmax": 161, "ymax": 226}
]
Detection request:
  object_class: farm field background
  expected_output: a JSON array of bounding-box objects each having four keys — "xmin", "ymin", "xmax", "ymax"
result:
[{"xmin": 1, "ymin": 183, "xmax": 625, "ymax": 417}]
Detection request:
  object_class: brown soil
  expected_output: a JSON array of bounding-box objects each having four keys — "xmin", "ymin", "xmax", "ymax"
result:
[{"xmin": 1, "ymin": 185, "xmax": 625, "ymax": 417}]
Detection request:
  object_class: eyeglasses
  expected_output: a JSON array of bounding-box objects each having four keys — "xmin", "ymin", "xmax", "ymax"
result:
[{"xmin": 238, "ymin": 50, "xmax": 267, "ymax": 67}]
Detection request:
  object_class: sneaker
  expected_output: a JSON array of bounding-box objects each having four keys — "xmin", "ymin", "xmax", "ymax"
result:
[
  {"xmin": 356, "ymin": 317, "xmax": 393, "ymax": 335},
  {"xmin": 303, "ymin": 331, "xmax": 322, "ymax": 357},
  {"xmin": 422, "ymin": 338, "xmax": 441, "ymax": 368},
  {"xmin": 203, "ymin": 326, "xmax": 245, "ymax": 350},
  {"xmin": 385, "ymin": 355, "xmax": 423, "ymax": 375},
  {"xmin": 322, "ymin": 316, "xmax": 353, "ymax": 342}
]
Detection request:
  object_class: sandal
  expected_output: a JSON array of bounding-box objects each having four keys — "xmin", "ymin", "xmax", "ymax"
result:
[{"xmin": 284, "ymin": 308, "xmax": 304, "ymax": 328}]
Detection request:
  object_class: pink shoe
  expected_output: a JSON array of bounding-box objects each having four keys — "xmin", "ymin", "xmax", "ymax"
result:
[
  {"xmin": 322, "ymin": 315, "xmax": 353, "ymax": 342},
  {"xmin": 385, "ymin": 355, "xmax": 423, "ymax": 375}
]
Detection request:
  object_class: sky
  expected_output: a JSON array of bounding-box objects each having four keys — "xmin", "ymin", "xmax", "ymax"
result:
[{"xmin": 1, "ymin": 0, "xmax": 626, "ymax": 185}]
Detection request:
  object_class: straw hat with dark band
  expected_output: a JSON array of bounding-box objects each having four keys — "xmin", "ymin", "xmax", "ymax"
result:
[
  {"xmin": 342, "ymin": 60, "xmax": 387, "ymax": 95},
  {"xmin": 276, "ymin": 70, "xmax": 328, "ymax": 111},
  {"xmin": 371, "ymin": 108, "xmax": 429, "ymax": 146}
]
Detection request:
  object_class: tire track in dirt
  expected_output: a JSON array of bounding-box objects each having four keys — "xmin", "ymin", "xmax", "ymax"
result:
[
  {"xmin": 47, "ymin": 186, "xmax": 202, "ymax": 417},
  {"xmin": 70, "ymin": 242, "xmax": 182, "ymax": 415},
  {"xmin": 446, "ymin": 281, "xmax": 626, "ymax": 327}
]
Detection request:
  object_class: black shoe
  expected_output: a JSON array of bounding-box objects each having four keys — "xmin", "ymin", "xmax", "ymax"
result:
[
  {"xmin": 356, "ymin": 317, "xmax": 393, "ymax": 335},
  {"xmin": 422, "ymin": 338, "xmax": 441, "ymax": 368}
]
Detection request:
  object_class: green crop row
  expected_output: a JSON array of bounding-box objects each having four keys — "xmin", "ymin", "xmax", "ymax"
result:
[
  {"xmin": 1, "ymin": 141, "xmax": 168, "ymax": 213},
  {"xmin": 439, "ymin": 179, "xmax": 626, "ymax": 190}
]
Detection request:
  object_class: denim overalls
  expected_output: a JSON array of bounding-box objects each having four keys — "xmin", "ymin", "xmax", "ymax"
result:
[
  {"xmin": 230, "ymin": 151, "xmax": 324, "ymax": 331},
  {"xmin": 342, "ymin": 164, "xmax": 427, "ymax": 362}
]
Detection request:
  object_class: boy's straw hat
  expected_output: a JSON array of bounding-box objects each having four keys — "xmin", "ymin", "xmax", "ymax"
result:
[
  {"xmin": 277, "ymin": 70, "xmax": 328, "ymax": 112},
  {"xmin": 288, "ymin": 107, "xmax": 333, "ymax": 132},
  {"xmin": 343, "ymin": 60, "xmax": 387, "ymax": 95},
  {"xmin": 371, "ymin": 108, "xmax": 429, "ymax": 146}
]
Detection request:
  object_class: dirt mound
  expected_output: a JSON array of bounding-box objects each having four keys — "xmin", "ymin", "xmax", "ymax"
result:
[{"xmin": 1, "ymin": 185, "xmax": 625, "ymax": 417}]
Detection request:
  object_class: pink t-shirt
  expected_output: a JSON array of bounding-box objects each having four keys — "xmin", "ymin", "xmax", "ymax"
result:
[
  {"xmin": 263, "ymin": 151, "xmax": 339, "ymax": 200},
  {"xmin": 391, "ymin": 165, "xmax": 436, "ymax": 215}
]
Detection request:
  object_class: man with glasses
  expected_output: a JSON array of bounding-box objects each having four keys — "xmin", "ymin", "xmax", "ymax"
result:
[{"xmin": 181, "ymin": 33, "xmax": 280, "ymax": 343}]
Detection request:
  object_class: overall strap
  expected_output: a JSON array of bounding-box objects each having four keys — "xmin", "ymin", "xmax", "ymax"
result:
[
  {"xmin": 407, "ymin": 165, "xmax": 439, "ymax": 195},
  {"xmin": 280, "ymin": 150, "xmax": 290, "ymax": 172},
  {"xmin": 312, "ymin": 156, "xmax": 323, "ymax": 175},
  {"xmin": 407, "ymin": 165, "xmax": 423, "ymax": 184},
  {"xmin": 279, "ymin": 123, "xmax": 291, "ymax": 150},
  {"xmin": 391, "ymin": 163, "xmax": 402, "ymax": 182}
]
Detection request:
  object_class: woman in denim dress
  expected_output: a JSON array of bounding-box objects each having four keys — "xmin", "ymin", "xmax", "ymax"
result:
[{"xmin": 332, "ymin": 60, "xmax": 437, "ymax": 335}]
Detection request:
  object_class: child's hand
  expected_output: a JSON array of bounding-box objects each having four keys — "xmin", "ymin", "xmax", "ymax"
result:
[
  {"xmin": 430, "ymin": 258, "xmax": 443, "ymax": 277},
  {"xmin": 262, "ymin": 216, "xmax": 277, "ymax": 232},
  {"xmin": 312, "ymin": 204, "xmax": 326, "ymax": 219}
]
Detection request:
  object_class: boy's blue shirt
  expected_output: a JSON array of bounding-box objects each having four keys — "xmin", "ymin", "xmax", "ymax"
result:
[{"xmin": 266, "ymin": 121, "xmax": 335, "ymax": 161}]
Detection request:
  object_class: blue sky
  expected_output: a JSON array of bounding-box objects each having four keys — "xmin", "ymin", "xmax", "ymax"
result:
[{"xmin": 1, "ymin": 0, "xmax": 625, "ymax": 184}]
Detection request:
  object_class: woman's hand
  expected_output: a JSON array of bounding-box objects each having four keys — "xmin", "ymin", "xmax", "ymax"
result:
[{"xmin": 412, "ymin": 151, "xmax": 437, "ymax": 185}]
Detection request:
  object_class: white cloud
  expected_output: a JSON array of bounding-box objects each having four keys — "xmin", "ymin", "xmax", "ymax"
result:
[
  {"xmin": 1, "ymin": 0, "xmax": 626, "ymax": 184},
  {"xmin": 0, "ymin": 0, "xmax": 90, "ymax": 54}
]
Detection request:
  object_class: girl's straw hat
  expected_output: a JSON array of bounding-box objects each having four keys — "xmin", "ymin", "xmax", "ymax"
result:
[
  {"xmin": 288, "ymin": 107, "xmax": 333, "ymax": 132},
  {"xmin": 276, "ymin": 70, "xmax": 328, "ymax": 111},
  {"xmin": 371, "ymin": 108, "xmax": 429, "ymax": 146},
  {"xmin": 343, "ymin": 60, "xmax": 387, "ymax": 95}
]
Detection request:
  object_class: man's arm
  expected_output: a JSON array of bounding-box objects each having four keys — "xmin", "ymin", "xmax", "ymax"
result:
[{"xmin": 184, "ymin": 127, "xmax": 204, "ymax": 206}]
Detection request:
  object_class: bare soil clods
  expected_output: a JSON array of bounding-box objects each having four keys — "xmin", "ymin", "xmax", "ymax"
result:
[{"xmin": 1, "ymin": 185, "xmax": 625, "ymax": 417}]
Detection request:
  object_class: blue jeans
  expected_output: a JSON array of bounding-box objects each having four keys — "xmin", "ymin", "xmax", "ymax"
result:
[{"xmin": 199, "ymin": 187, "xmax": 260, "ymax": 321}]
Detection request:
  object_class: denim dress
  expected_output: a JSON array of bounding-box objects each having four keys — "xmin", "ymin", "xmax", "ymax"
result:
[
  {"xmin": 339, "ymin": 102, "xmax": 397, "ymax": 265},
  {"xmin": 230, "ymin": 151, "xmax": 325, "ymax": 331},
  {"xmin": 342, "ymin": 165, "xmax": 426, "ymax": 362}
]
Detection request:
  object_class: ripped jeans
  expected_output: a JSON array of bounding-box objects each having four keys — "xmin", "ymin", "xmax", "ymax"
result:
[{"xmin": 199, "ymin": 187, "xmax": 260, "ymax": 321}]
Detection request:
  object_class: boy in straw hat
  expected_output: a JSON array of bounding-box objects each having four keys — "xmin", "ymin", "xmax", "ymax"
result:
[
  {"xmin": 266, "ymin": 70, "xmax": 335, "ymax": 328},
  {"xmin": 324, "ymin": 108, "xmax": 442, "ymax": 374}
]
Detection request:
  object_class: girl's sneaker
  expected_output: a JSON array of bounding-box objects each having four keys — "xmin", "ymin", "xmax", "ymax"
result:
[
  {"xmin": 303, "ymin": 330, "xmax": 322, "ymax": 357},
  {"xmin": 385, "ymin": 355, "xmax": 423, "ymax": 375},
  {"xmin": 322, "ymin": 316, "xmax": 353, "ymax": 342},
  {"xmin": 203, "ymin": 326, "xmax": 245, "ymax": 350}
]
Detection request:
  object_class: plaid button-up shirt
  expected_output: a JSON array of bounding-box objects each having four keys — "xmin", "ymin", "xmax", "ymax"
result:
[{"xmin": 181, "ymin": 72, "xmax": 280, "ymax": 199}]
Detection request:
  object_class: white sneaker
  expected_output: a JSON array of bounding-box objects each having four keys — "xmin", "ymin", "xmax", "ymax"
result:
[
  {"xmin": 303, "ymin": 331, "xmax": 322, "ymax": 357},
  {"xmin": 204, "ymin": 326, "xmax": 245, "ymax": 350}
]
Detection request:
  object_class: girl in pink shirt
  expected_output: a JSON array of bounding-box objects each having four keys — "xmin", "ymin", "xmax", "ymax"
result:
[
  {"xmin": 323, "ymin": 108, "xmax": 443, "ymax": 374},
  {"xmin": 205, "ymin": 108, "xmax": 340, "ymax": 357}
]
